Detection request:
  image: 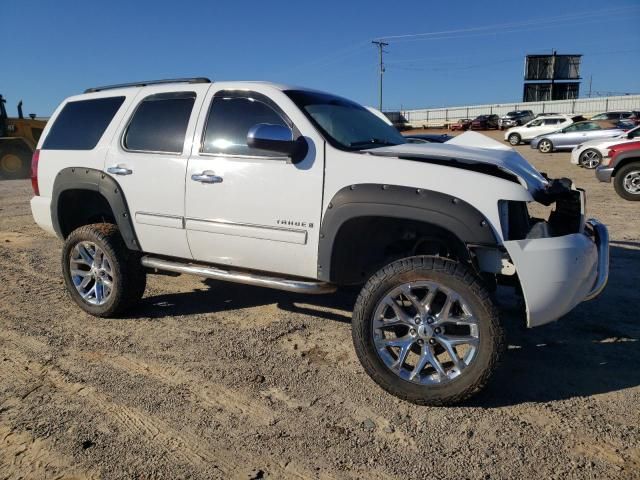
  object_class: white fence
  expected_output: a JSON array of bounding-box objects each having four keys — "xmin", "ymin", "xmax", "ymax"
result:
[{"xmin": 397, "ymin": 95, "xmax": 640, "ymax": 127}]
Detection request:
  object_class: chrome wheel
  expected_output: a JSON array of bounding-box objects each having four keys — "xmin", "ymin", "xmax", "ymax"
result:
[
  {"xmin": 69, "ymin": 241, "xmax": 114, "ymax": 305},
  {"xmin": 538, "ymin": 140, "xmax": 552, "ymax": 153},
  {"xmin": 579, "ymin": 149, "xmax": 601, "ymax": 169},
  {"xmin": 623, "ymin": 170, "xmax": 640, "ymax": 195},
  {"xmin": 372, "ymin": 281, "xmax": 479, "ymax": 385}
]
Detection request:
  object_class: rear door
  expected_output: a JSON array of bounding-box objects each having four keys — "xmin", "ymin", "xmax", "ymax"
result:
[{"xmin": 105, "ymin": 84, "xmax": 210, "ymax": 259}]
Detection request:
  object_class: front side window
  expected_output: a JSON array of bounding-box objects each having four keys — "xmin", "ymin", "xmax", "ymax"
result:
[
  {"xmin": 285, "ymin": 90, "xmax": 406, "ymax": 151},
  {"xmin": 43, "ymin": 96, "xmax": 125, "ymax": 150},
  {"xmin": 124, "ymin": 92, "xmax": 195, "ymax": 153},
  {"xmin": 528, "ymin": 119, "xmax": 543, "ymax": 127},
  {"xmin": 202, "ymin": 94, "xmax": 289, "ymax": 157}
]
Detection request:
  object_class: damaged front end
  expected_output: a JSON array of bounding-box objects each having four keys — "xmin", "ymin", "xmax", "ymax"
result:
[{"xmin": 498, "ymin": 177, "xmax": 609, "ymax": 327}]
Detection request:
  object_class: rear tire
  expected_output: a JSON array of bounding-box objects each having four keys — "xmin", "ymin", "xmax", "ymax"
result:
[
  {"xmin": 0, "ymin": 143, "xmax": 32, "ymax": 179},
  {"xmin": 352, "ymin": 256, "xmax": 504, "ymax": 406},
  {"xmin": 613, "ymin": 162, "xmax": 640, "ymax": 201},
  {"xmin": 508, "ymin": 133, "xmax": 521, "ymax": 146},
  {"xmin": 62, "ymin": 223, "xmax": 146, "ymax": 317},
  {"xmin": 538, "ymin": 139, "xmax": 553, "ymax": 153}
]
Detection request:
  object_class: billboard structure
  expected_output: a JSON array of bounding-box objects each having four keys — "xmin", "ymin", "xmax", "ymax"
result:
[{"xmin": 523, "ymin": 52, "xmax": 581, "ymax": 102}]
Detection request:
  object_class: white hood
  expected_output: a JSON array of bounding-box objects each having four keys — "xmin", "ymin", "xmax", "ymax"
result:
[{"xmin": 367, "ymin": 131, "xmax": 549, "ymax": 193}]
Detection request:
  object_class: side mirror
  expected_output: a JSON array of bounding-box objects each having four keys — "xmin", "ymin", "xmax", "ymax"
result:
[{"xmin": 247, "ymin": 123, "xmax": 308, "ymax": 162}]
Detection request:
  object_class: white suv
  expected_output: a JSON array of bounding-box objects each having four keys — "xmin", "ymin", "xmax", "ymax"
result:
[
  {"xmin": 504, "ymin": 114, "xmax": 574, "ymax": 145},
  {"xmin": 30, "ymin": 78, "xmax": 609, "ymax": 405}
]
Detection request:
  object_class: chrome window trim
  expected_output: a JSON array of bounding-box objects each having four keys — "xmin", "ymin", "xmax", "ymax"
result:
[
  {"xmin": 196, "ymin": 151, "xmax": 290, "ymax": 161},
  {"xmin": 120, "ymin": 91, "xmax": 197, "ymax": 156}
]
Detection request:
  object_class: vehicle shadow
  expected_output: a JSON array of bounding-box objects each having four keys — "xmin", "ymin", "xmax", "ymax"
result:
[
  {"xmin": 132, "ymin": 277, "xmax": 357, "ymax": 324},
  {"xmin": 130, "ymin": 244, "xmax": 639, "ymax": 406}
]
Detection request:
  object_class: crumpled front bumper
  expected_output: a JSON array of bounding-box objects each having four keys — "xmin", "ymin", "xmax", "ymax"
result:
[{"xmin": 503, "ymin": 219, "xmax": 609, "ymax": 327}]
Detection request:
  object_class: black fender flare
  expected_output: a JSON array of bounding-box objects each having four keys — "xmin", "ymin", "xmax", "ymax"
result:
[
  {"xmin": 317, "ymin": 184, "xmax": 498, "ymax": 281},
  {"xmin": 51, "ymin": 167, "xmax": 140, "ymax": 250}
]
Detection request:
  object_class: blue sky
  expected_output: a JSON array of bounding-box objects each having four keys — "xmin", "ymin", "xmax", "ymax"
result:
[{"xmin": 3, "ymin": 0, "xmax": 639, "ymax": 116}]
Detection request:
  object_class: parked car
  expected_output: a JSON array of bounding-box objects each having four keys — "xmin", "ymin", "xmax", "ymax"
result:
[
  {"xmin": 596, "ymin": 141, "xmax": 640, "ymax": 200},
  {"xmin": 402, "ymin": 133, "xmax": 453, "ymax": 144},
  {"xmin": 629, "ymin": 111, "xmax": 640, "ymax": 126},
  {"xmin": 30, "ymin": 78, "xmax": 608, "ymax": 406},
  {"xmin": 498, "ymin": 110, "xmax": 534, "ymax": 130},
  {"xmin": 591, "ymin": 111, "xmax": 639, "ymax": 123},
  {"xmin": 571, "ymin": 125, "xmax": 640, "ymax": 168},
  {"xmin": 503, "ymin": 114, "xmax": 574, "ymax": 146},
  {"xmin": 470, "ymin": 114, "xmax": 499, "ymax": 130},
  {"xmin": 531, "ymin": 120, "xmax": 627, "ymax": 153},
  {"xmin": 450, "ymin": 118, "xmax": 471, "ymax": 131}
]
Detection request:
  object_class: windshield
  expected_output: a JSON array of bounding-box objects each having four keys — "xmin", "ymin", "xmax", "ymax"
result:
[{"xmin": 284, "ymin": 90, "xmax": 406, "ymax": 150}]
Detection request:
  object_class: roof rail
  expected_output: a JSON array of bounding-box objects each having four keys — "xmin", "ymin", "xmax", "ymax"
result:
[{"xmin": 84, "ymin": 77, "xmax": 211, "ymax": 93}]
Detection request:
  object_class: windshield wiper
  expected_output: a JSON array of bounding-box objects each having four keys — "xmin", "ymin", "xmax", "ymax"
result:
[{"xmin": 349, "ymin": 138, "xmax": 397, "ymax": 148}]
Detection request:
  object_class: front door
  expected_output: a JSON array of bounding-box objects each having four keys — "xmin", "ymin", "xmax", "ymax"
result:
[
  {"xmin": 104, "ymin": 84, "xmax": 210, "ymax": 259},
  {"xmin": 184, "ymin": 87, "xmax": 324, "ymax": 279}
]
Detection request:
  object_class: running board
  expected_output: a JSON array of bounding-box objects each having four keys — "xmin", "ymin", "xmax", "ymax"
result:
[{"xmin": 141, "ymin": 256, "xmax": 336, "ymax": 295}]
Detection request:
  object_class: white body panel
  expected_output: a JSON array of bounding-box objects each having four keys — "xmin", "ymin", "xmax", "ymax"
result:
[
  {"xmin": 184, "ymin": 83, "xmax": 325, "ymax": 278},
  {"xmin": 323, "ymin": 145, "xmax": 533, "ymax": 244},
  {"xmin": 504, "ymin": 115, "xmax": 573, "ymax": 142},
  {"xmin": 504, "ymin": 233, "xmax": 598, "ymax": 327}
]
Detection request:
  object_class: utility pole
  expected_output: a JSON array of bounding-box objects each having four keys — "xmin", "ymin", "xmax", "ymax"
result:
[
  {"xmin": 588, "ymin": 75, "xmax": 593, "ymax": 98},
  {"xmin": 372, "ymin": 40, "xmax": 388, "ymax": 111},
  {"xmin": 550, "ymin": 49, "xmax": 557, "ymax": 101}
]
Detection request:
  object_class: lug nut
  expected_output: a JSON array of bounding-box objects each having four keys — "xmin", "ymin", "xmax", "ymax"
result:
[
  {"xmin": 409, "ymin": 328, "xmax": 416, "ymax": 336},
  {"xmin": 427, "ymin": 317, "xmax": 434, "ymax": 324},
  {"xmin": 414, "ymin": 317, "xmax": 422, "ymax": 325},
  {"xmin": 417, "ymin": 339, "xmax": 424, "ymax": 346},
  {"xmin": 429, "ymin": 338, "xmax": 436, "ymax": 345},
  {"xmin": 434, "ymin": 327, "xmax": 442, "ymax": 334}
]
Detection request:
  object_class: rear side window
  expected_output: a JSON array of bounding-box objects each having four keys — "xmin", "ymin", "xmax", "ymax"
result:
[
  {"xmin": 42, "ymin": 96, "xmax": 125, "ymax": 150},
  {"xmin": 124, "ymin": 92, "xmax": 195, "ymax": 153},
  {"xmin": 202, "ymin": 94, "xmax": 289, "ymax": 157}
]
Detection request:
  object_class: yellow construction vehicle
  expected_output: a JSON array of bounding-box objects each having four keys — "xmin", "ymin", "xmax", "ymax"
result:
[{"xmin": 0, "ymin": 95, "xmax": 47, "ymax": 179}]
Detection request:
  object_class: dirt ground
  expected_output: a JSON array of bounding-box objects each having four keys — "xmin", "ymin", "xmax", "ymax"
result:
[{"xmin": 1, "ymin": 132, "xmax": 639, "ymax": 480}]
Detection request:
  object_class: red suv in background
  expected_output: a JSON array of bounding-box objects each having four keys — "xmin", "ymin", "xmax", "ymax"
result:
[
  {"xmin": 596, "ymin": 140, "xmax": 640, "ymax": 200},
  {"xmin": 470, "ymin": 114, "xmax": 499, "ymax": 130}
]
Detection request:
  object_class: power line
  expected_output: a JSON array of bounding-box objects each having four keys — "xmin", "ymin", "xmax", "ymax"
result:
[{"xmin": 377, "ymin": 6, "xmax": 637, "ymax": 42}]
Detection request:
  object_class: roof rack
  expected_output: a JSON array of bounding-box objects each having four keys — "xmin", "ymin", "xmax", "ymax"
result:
[{"xmin": 84, "ymin": 77, "xmax": 211, "ymax": 94}]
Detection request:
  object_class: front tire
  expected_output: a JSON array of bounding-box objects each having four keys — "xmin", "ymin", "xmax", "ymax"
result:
[
  {"xmin": 578, "ymin": 149, "xmax": 602, "ymax": 169},
  {"xmin": 613, "ymin": 163, "xmax": 640, "ymax": 201},
  {"xmin": 352, "ymin": 256, "xmax": 504, "ymax": 406},
  {"xmin": 508, "ymin": 133, "xmax": 521, "ymax": 146},
  {"xmin": 62, "ymin": 223, "xmax": 146, "ymax": 317},
  {"xmin": 538, "ymin": 139, "xmax": 553, "ymax": 153}
]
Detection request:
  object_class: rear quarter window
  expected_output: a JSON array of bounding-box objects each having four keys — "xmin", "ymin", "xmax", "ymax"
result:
[{"xmin": 42, "ymin": 96, "xmax": 125, "ymax": 150}]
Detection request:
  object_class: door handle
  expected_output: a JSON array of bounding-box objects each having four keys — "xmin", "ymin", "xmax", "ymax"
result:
[
  {"xmin": 107, "ymin": 165, "xmax": 133, "ymax": 175},
  {"xmin": 191, "ymin": 170, "xmax": 223, "ymax": 184}
]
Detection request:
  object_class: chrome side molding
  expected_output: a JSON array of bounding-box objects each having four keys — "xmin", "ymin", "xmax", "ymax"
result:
[
  {"xmin": 584, "ymin": 219, "xmax": 609, "ymax": 301},
  {"xmin": 141, "ymin": 256, "xmax": 336, "ymax": 295}
]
